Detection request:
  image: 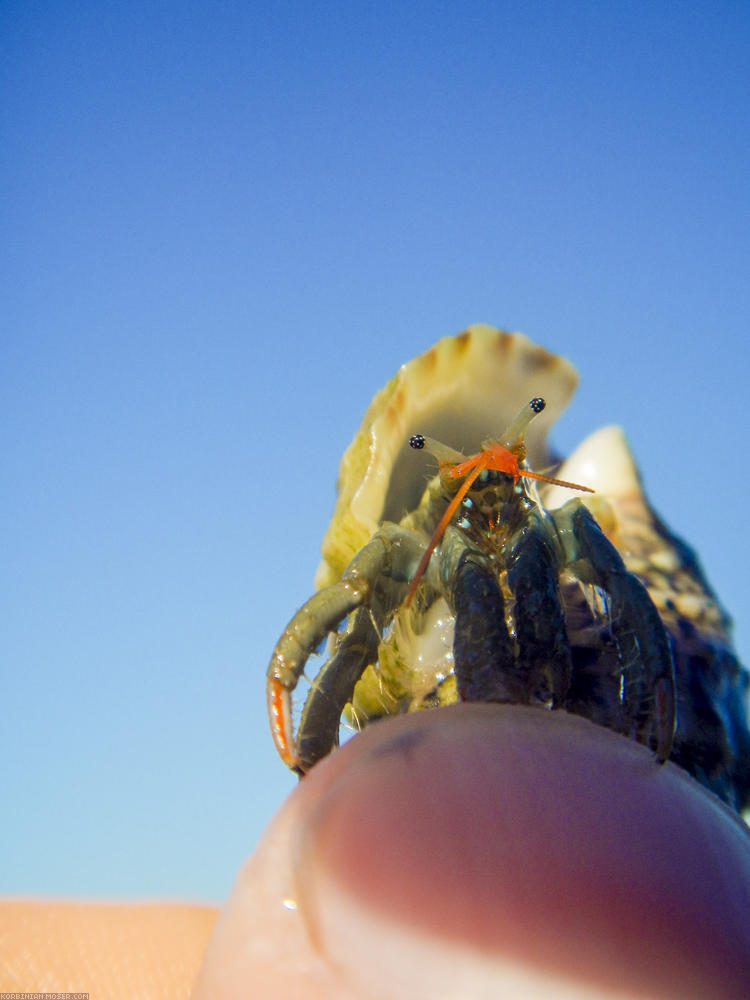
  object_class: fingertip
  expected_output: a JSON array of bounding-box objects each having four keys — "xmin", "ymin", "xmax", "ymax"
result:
[
  {"xmin": 197, "ymin": 706, "xmax": 750, "ymax": 1000},
  {"xmin": 301, "ymin": 706, "xmax": 750, "ymax": 999}
]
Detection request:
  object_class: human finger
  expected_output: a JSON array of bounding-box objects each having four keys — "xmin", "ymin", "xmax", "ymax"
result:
[{"xmin": 194, "ymin": 704, "xmax": 750, "ymax": 1000}]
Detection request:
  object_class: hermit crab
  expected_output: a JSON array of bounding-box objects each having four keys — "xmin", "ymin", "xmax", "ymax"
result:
[{"xmin": 267, "ymin": 326, "xmax": 750, "ymax": 812}]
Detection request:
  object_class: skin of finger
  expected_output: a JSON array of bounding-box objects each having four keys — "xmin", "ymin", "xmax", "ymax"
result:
[
  {"xmin": 193, "ymin": 704, "xmax": 750, "ymax": 1000},
  {"xmin": 0, "ymin": 901, "xmax": 219, "ymax": 997}
]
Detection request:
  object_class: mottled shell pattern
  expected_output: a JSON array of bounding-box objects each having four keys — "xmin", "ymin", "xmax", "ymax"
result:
[{"xmin": 309, "ymin": 325, "xmax": 750, "ymax": 811}]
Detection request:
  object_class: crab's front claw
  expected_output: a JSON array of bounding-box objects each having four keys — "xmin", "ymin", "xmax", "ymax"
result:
[{"xmin": 553, "ymin": 500, "xmax": 677, "ymax": 763}]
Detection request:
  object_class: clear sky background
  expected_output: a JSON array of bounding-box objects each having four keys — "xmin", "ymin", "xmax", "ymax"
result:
[{"xmin": 3, "ymin": 2, "xmax": 749, "ymax": 903}]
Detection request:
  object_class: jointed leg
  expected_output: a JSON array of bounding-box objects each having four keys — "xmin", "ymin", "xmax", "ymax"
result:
[
  {"xmin": 553, "ymin": 501, "xmax": 676, "ymax": 761},
  {"xmin": 267, "ymin": 523, "xmax": 425, "ymax": 770},
  {"xmin": 508, "ymin": 511, "xmax": 572, "ymax": 707},
  {"xmin": 441, "ymin": 527, "xmax": 517, "ymax": 703},
  {"xmin": 296, "ymin": 607, "xmax": 381, "ymax": 774}
]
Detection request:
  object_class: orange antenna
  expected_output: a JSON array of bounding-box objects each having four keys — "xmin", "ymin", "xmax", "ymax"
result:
[
  {"xmin": 404, "ymin": 398, "xmax": 594, "ymax": 608},
  {"xmin": 511, "ymin": 468, "xmax": 596, "ymax": 492},
  {"xmin": 404, "ymin": 449, "xmax": 489, "ymax": 608}
]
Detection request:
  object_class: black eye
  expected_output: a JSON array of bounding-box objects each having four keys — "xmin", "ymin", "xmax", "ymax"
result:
[
  {"xmin": 409, "ymin": 434, "xmax": 426, "ymax": 450},
  {"xmin": 529, "ymin": 397, "xmax": 546, "ymax": 414}
]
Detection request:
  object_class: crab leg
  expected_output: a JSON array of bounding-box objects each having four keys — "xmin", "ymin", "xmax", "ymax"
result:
[
  {"xmin": 507, "ymin": 510, "xmax": 572, "ymax": 707},
  {"xmin": 444, "ymin": 516, "xmax": 572, "ymax": 710},
  {"xmin": 439, "ymin": 527, "xmax": 517, "ymax": 703},
  {"xmin": 267, "ymin": 523, "xmax": 424, "ymax": 770},
  {"xmin": 295, "ymin": 607, "xmax": 381, "ymax": 773},
  {"xmin": 553, "ymin": 500, "xmax": 677, "ymax": 762},
  {"xmin": 267, "ymin": 584, "xmax": 368, "ymax": 771}
]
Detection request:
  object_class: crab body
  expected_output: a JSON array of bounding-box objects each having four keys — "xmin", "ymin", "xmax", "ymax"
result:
[{"xmin": 267, "ymin": 327, "xmax": 750, "ymax": 813}]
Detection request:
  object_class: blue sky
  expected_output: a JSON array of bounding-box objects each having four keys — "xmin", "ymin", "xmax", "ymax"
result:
[{"xmin": 2, "ymin": 1, "xmax": 749, "ymax": 902}]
